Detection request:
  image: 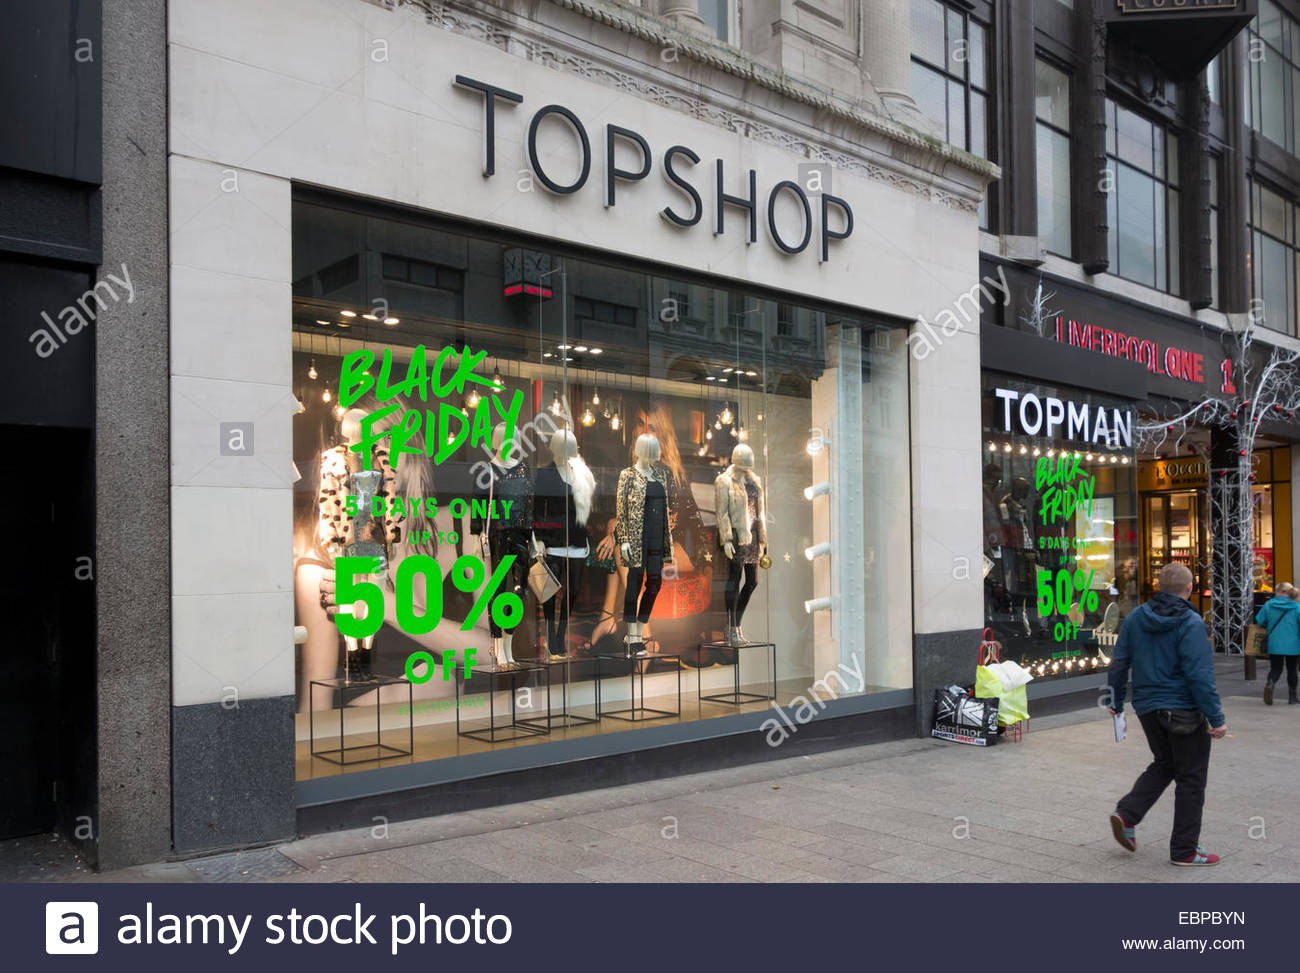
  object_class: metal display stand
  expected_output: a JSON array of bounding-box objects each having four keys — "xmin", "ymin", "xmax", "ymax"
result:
[
  {"xmin": 456, "ymin": 661, "xmax": 550, "ymax": 743},
  {"xmin": 596, "ymin": 653, "xmax": 681, "ymax": 722},
  {"xmin": 309, "ymin": 674, "xmax": 413, "ymax": 765},
  {"xmin": 696, "ymin": 640, "xmax": 777, "ymax": 704},
  {"xmin": 516, "ymin": 656, "xmax": 600, "ymax": 731}
]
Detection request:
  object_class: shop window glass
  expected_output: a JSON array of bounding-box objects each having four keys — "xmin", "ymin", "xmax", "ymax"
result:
[
  {"xmin": 289, "ymin": 197, "xmax": 911, "ymax": 780},
  {"xmin": 982, "ymin": 374, "xmax": 1138, "ymax": 678}
]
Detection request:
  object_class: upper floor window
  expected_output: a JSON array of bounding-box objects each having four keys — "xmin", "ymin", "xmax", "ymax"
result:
[
  {"xmin": 1246, "ymin": 0, "xmax": 1300, "ymax": 153},
  {"xmin": 910, "ymin": 0, "xmax": 991, "ymax": 225},
  {"xmin": 697, "ymin": 0, "xmax": 730, "ymax": 42},
  {"xmin": 1035, "ymin": 60, "xmax": 1072, "ymax": 258},
  {"xmin": 1104, "ymin": 100, "xmax": 1180, "ymax": 294},
  {"xmin": 1249, "ymin": 180, "xmax": 1299, "ymax": 335}
]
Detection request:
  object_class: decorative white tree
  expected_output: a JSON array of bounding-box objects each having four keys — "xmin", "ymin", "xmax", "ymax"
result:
[
  {"xmin": 1135, "ymin": 314, "xmax": 1300, "ymax": 654},
  {"xmin": 1019, "ymin": 274, "xmax": 1061, "ymax": 338}
]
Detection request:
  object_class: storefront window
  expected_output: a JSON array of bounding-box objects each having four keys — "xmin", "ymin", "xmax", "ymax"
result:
[
  {"xmin": 982, "ymin": 374, "xmax": 1138, "ymax": 678},
  {"xmin": 290, "ymin": 195, "xmax": 911, "ymax": 777},
  {"xmin": 1246, "ymin": 0, "xmax": 1299, "ymax": 154},
  {"xmin": 1248, "ymin": 179, "xmax": 1299, "ymax": 336}
]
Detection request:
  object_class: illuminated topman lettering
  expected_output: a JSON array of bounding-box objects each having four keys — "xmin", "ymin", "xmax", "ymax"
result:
[{"xmin": 993, "ymin": 388, "xmax": 1132, "ymax": 448}]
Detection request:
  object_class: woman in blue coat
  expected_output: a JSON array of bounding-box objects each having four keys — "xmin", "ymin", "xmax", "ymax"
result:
[{"xmin": 1255, "ymin": 583, "xmax": 1300, "ymax": 705}]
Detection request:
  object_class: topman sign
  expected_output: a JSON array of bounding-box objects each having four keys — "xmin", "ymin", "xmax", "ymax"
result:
[{"xmin": 993, "ymin": 388, "xmax": 1134, "ymax": 449}]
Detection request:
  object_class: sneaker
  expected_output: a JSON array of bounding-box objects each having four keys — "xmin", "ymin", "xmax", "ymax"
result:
[
  {"xmin": 1109, "ymin": 812, "xmax": 1136, "ymax": 852},
  {"xmin": 1171, "ymin": 847, "xmax": 1220, "ymax": 866}
]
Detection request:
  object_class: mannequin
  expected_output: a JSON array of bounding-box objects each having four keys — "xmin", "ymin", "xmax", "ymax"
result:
[
  {"xmin": 320, "ymin": 407, "xmax": 398, "ymax": 678},
  {"xmin": 714, "ymin": 443, "xmax": 767, "ymax": 646},
  {"xmin": 615, "ymin": 433, "xmax": 674, "ymax": 655},
  {"xmin": 471, "ymin": 421, "xmax": 533, "ymax": 667},
  {"xmin": 531, "ymin": 429, "xmax": 594, "ymax": 658}
]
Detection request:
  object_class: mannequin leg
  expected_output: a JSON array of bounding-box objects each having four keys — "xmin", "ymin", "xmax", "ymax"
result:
[
  {"xmin": 542, "ymin": 554, "xmax": 560, "ymax": 655},
  {"xmin": 624, "ymin": 566, "xmax": 645, "ymax": 623},
  {"xmin": 724, "ymin": 558, "xmax": 741, "ymax": 628},
  {"xmin": 636, "ymin": 557, "xmax": 664, "ymax": 623},
  {"xmin": 734, "ymin": 564, "xmax": 759, "ymax": 627},
  {"xmin": 554, "ymin": 556, "xmax": 583, "ymax": 656}
]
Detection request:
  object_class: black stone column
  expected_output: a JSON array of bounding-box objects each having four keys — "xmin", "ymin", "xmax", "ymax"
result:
[
  {"xmin": 1183, "ymin": 78, "xmax": 1214, "ymax": 310},
  {"xmin": 1074, "ymin": 0, "xmax": 1109, "ymax": 274},
  {"xmin": 1220, "ymin": 34, "xmax": 1250, "ymax": 313},
  {"xmin": 999, "ymin": 0, "xmax": 1037, "ymax": 242}
]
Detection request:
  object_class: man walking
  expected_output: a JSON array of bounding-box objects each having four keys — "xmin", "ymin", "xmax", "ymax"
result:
[{"xmin": 1106, "ymin": 562, "xmax": 1227, "ymax": 866}]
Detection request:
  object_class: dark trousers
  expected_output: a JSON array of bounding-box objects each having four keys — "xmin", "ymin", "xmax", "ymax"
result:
[
  {"xmin": 542, "ymin": 554, "xmax": 584, "ymax": 655},
  {"xmin": 1267, "ymin": 653, "xmax": 1299, "ymax": 690},
  {"xmin": 1117, "ymin": 711, "xmax": 1212, "ymax": 859},
  {"xmin": 725, "ymin": 560, "xmax": 758, "ymax": 627},
  {"xmin": 624, "ymin": 555, "xmax": 663, "ymax": 624}
]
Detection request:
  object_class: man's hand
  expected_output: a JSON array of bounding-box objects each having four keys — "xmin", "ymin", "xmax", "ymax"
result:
[{"xmin": 1208, "ymin": 722, "xmax": 1227, "ymax": 739}]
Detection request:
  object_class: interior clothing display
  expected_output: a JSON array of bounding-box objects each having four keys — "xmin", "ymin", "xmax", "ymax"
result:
[
  {"xmin": 532, "ymin": 462, "xmax": 591, "ymax": 551},
  {"xmin": 472, "ymin": 460, "xmax": 533, "ymax": 638},
  {"xmin": 623, "ymin": 477, "xmax": 667, "ymax": 623},
  {"xmin": 543, "ymin": 553, "xmax": 585, "ymax": 654},
  {"xmin": 714, "ymin": 464, "xmax": 767, "ymax": 559},
  {"xmin": 615, "ymin": 464, "xmax": 673, "ymax": 569}
]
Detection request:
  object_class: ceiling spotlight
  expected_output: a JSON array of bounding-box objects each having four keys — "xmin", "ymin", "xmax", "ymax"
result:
[
  {"xmin": 745, "ymin": 370, "xmax": 757, "ymax": 377},
  {"xmin": 340, "ymin": 309, "xmax": 357, "ymax": 318},
  {"xmin": 706, "ymin": 375, "xmax": 716, "ymax": 382},
  {"xmin": 804, "ymin": 542, "xmax": 832, "ymax": 561},
  {"xmin": 362, "ymin": 313, "xmax": 379, "ymax": 321},
  {"xmin": 804, "ymin": 482, "xmax": 831, "ymax": 500},
  {"xmin": 558, "ymin": 343, "xmax": 572, "ymax": 351},
  {"xmin": 1121, "ymin": 456, "xmax": 1130, "ymax": 464},
  {"xmin": 384, "ymin": 316, "xmax": 399, "ymax": 325},
  {"xmin": 1085, "ymin": 453, "xmax": 1094, "ymax": 461},
  {"xmin": 336, "ymin": 320, "xmax": 350, "ymax": 328},
  {"xmin": 315, "ymin": 319, "xmax": 330, "ymax": 326},
  {"xmin": 589, "ymin": 347, "xmax": 603, "ymax": 355},
  {"xmin": 574, "ymin": 345, "xmax": 588, "ymax": 352},
  {"xmin": 307, "ymin": 361, "xmax": 318, "ymax": 381},
  {"xmin": 804, "ymin": 596, "xmax": 833, "ymax": 614},
  {"xmin": 722, "ymin": 367, "xmax": 734, "ymax": 374}
]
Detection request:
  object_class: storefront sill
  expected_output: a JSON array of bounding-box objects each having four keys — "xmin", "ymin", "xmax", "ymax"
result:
[{"xmin": 294, "ymin": 688, "xmax": 913, "ymax": 810}]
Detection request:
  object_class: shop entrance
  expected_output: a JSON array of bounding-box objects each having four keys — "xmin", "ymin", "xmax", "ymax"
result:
[{"xmin": 1141, "ymin": 490, "xmax": 1211, "ymax": 613}]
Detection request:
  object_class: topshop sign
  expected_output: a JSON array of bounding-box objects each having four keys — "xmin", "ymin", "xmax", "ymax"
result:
[
  {"xmin": 453, "ymin": 75, "xmax": 855, "ymax": 262},
  {"xmin": 993, "ymin": 387, "xmax": 1134, "ymax": 448}
]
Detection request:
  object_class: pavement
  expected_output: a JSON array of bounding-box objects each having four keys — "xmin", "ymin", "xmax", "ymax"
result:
[{"xmin": 19, "ymin": 659, "xmax": 1300, "ymax": 884}]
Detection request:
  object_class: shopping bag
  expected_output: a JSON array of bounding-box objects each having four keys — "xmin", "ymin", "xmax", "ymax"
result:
[
  {"xmin": 931, "ymin": 686, "xmax": 998, "ymax": 746},
  {"xmin": 975, "ymin": 662, "xmax": 1032, "ymax": 728},
  {"xmin": 1244, "ymin": 624, "xmax": 1269, "ymax": 657}
]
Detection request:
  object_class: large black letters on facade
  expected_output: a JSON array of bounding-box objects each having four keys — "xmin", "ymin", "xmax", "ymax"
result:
[{"xmin": 454, "ymin": 75, "xmax": 854, "ymax": 261}]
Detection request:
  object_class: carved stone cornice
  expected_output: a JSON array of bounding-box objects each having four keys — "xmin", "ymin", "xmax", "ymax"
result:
[{"xmin": 397, "ymin": 0, "xmax": 997, "ymax": 212}]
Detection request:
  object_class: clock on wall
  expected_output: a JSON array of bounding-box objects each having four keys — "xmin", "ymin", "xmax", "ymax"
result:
[{"xmin": 503, "ymin": 247, "xmax": 555, "ymax": 298}]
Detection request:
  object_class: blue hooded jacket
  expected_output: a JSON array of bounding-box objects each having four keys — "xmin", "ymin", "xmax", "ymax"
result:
[
  {"xmin": 1107, "ymin": 591, "xmax": 1225, "ymax": 727},
  {"xmin": 1255, "ymin": 595, "xmax": 1300, "ymax": 656}
]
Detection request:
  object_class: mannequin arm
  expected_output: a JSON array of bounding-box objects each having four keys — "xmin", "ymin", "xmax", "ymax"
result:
[{"xmin": 723, "ymin": 541, "xmax": 735, "ymax": 559}]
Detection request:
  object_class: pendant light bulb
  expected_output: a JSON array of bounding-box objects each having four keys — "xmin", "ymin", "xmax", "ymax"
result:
[
  {"xmin": 466, "ymin": 387, "xmax": 482, "ymax": 409},
  {"xmin": 550, "ymin": 389, "xmax": 564, "ymax": 417},
  {"xmin": 592, "ymin": 388, "xmax": 600, "ymax": 406},
  {"xmin": 610, "ymin": 409, "xmax": 621, "ymax": 431},
  {"xmin": 332, "ymin": 403, "xmax": 345, "ymax": 420},
  {"xmin": 491, "ymin": 365, "xmax": 503, "ymax": 390},
  {"xmin": 307, "ymin": 361, "xmax": 318, "ymax": 381},
  {"xmin": 322, "ymin": 387, "xmax": 332, "ymax": 403},
  {"xmin": 581, "ymin": 406, "xmax": 595, "ymax": 427},
  {"xmin": 720, "ymin": 405, "xmax": 733, "ymax": 425}
]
